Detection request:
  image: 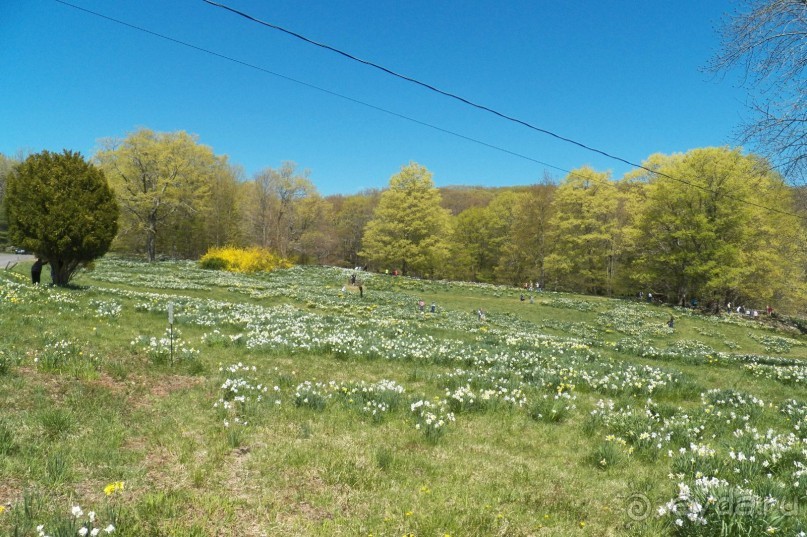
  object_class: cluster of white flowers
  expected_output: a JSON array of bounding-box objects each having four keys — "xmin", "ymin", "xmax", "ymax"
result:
[
  {"xmin": 596, "ymin": 304, "xmax": 673, "ymax": 338},
  {"xmin": 34, "ymin": 505, "xmax": 115, "ymax": 537},
  {"xmin": 745, "ymin": 363, "xmax": 807, "ymax": 388},
  {"xmin": 444, "ymin": 384, "xmax": 527, "ymax": 412},
  {"xmin": 749, "ymin": 332, "xmax": 801, "ymax": 354},
  {"xmin": 531, "ymin": 392, "xmax": 577, "ymax": 422},
  {"xmin": 656, "ymin": 476, "xmax": 728, "ymax": 525},
  {"xmin": 410, "ymin": 399, "xmax": 456, "ymax": 440},
  {"xmin": 131, "ymin": 328, "xmax": 199, "ymax": 363},
  {"xmin": 201, "ymin": 329, "xmax": 244, "ymax": 346},
  {"xmin": 590, "ymin": 399, "xmax": 705, "ymax": 458},
  {"xmin": 89, "ymin": 299, "xmax": 122, "ymax": 319},
  {"xmin": 215, "ymin": 363, "xmax": 278, "ymax": 426}
]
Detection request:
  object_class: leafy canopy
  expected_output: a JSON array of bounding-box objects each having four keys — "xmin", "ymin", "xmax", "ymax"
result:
[
  {"xmin": 632, "ymin": 147, "xmax": 805, "ymax": 307},
  {"xmin": 96, "ymin": 129, "xmax": 221, "ymax": 261},
  {"xmin": 5, "ymin": 150, "xmax": 118, "ymax": 285},
  {"xmin": 360, "ymin": 162, "xmax": 451, "ymax": 276}
]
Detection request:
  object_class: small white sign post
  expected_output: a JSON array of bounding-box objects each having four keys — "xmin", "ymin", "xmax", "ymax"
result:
[{"xmin": 168, "ymin": 302, "xmax": 174, "ymax": 365}]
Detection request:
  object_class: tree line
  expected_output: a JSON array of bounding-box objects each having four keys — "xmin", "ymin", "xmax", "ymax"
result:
[
  {"xmin": 1, "ymin": 130, "xmax": 805, "ymax": 311},
  {"xmin": 359, "ymin": 152, "xmax": 807, "ymax": 313}
]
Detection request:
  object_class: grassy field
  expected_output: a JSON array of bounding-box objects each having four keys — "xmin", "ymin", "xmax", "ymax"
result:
[{"xmin": 2, "ymin": 258, "xmax": 807, "ymax": 536}]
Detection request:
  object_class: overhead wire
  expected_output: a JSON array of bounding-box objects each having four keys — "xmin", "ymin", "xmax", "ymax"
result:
[
  {"xmin": 50, "ymin": 0, "xmax": 573, "ymax": 176},
  {"xmin": 200, "ymin": 0, "xmax": 807, "ymax": 221},
  {"xmin": 51, "ymin": 0, "xmax": 805, "ymax": 220}
]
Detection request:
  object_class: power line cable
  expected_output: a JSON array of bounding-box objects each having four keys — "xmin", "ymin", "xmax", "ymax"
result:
[
  {"xmin": 200, "ymin": 0, "xmax": 639, "ymax": 167},
  {"xmin": 50, "ymin": 0, "xmax": 573, "ymax": 175},
  {"xmin": 51, "ymin": 0, "xmax": 805, "ymax": 220},
  {"xmin": 200, "ymin": 0, "xmax": 807, "ymax": 220}
]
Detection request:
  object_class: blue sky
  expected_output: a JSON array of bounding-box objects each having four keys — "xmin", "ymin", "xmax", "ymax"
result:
[{"xmin": 1, "ymin": 0, "xmax": 751, "ymax": 195}]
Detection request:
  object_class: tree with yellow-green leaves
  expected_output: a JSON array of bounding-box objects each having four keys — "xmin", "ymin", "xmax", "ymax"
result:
[
  {"xmin": 360, "ymin": 163, "xmax": 451, "ymax": 276},
  {"xmin": 495, "ymin": 180, "xmax": 556, "ymax": 285},
  {"xmin": 544, "ymin": 167, "xmax": 629, "ymax": 295},
  {"xmin": 96, "ymin": 129, "xmax": 225, "ymax": 261},
  {"xmin": 630, "ymin": 146, "xmax": 806, "ymax": 309},
  {"xmin": 445, "ymin": 206, "xmax": 496, "ymax": 282},
  {"xmin": 445, "ymin": 191, "xmax": 522, "ymax": 283},
  {"xmin": 0, "ymin": 153, "xmax": 19, "ymax": 246}
]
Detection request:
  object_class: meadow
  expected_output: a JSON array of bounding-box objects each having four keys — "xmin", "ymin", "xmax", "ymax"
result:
[{"xmin": 1, "ymin": 258, "xmax": 807, "ymax": 536}]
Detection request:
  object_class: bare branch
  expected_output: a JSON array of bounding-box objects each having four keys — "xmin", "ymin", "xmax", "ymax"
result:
[{"xmin": 709, "ymin": 0, "xmax": 806, "ymax": 181}]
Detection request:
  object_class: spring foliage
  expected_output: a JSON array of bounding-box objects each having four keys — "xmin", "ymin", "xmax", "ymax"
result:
[
  {"xmin": 199, "ymin": 246, "xmax": 292, "ymax": 273},
  {"xmin": 96, "ymin": 129, "xmax": 231, "ymax": 262},
  {"xmin": 360, "ymin": 162, "xmax": 452, "ymax": 276}
]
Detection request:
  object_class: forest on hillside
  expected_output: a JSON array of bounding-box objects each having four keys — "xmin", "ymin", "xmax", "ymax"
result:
[{"xmin": 1, "ymin": 132, "xmax": 806, "ymax": 312}]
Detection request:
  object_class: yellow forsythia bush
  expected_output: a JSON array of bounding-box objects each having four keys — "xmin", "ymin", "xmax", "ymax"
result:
[{"xmin": 199, "ymin": 246, "xmax": 292, "ymax": 273}]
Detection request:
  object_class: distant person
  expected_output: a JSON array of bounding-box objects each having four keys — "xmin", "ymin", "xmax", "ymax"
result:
[
  {"xmin": 418, "ymin": 299, "xmax": 425, "ymax": 312},
  {"xmin": 667, "ymin": 315, "xmax": 674, "ymax": 328},
  {"xmin": 430, "ymin": 302, "xmax": 436, "ymax": 313},
  {"xmin": 520, "ymin": 293, "xmax": 525, "ymax": 302},
  {"xmin": 31, "ymin": 258, "xmax": 47, "ymax": 285}
]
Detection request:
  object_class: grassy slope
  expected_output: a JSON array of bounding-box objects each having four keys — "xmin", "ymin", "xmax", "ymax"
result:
[{"xmin": 0, "ymin": 258, "xmax": 806, "ymax": 536}]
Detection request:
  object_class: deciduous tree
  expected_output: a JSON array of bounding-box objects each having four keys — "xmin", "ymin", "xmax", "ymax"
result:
[
  {"xmin": 245, "ymin": 162, "xmax": 315, "ymax": 258},
  {"xmin": 709, "ymin": 0, "xmax": 807, "ymax": 180},
  {"xmin": 496, "ymin": 180, "xmax": 556, "ymax": 285},
  {"xmin": 0, "ymin": 153, "xmax": 19, "ymax": 246},
  {"xmin": 96, "ymin": 129, "xmax": 220, "ymax": 261},
  {"xmin": 446, "ymin": 206, "xmax": 496, "ymax": 281},
  {"xmin": 544, "ymin": 167, "xmax": 624, "ymax": 294},
  {"xmin": 631, "ymin": 147, "xmax": 805, "ymax": 308},
  {"xmin": 360, "ymin": 163, "xmax": 451, "ymax": 276},
  {"xmin": 329, "ymin": 191, "xmax": 379, "ymax": 267}
]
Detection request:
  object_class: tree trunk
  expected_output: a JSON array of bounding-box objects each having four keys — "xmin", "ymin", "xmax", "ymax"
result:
[
  {"xmin": 50, "ymin": 259, "xmax": 69, "ymax": 286},
  {"xmin": 146, "ymin": 233, "xmax": 156, "ymax": 262}
]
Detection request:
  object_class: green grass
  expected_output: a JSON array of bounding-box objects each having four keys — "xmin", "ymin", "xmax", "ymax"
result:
[{"xmin": 1, "ymin": 257, "xmax": 807, "ymax": 536}]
